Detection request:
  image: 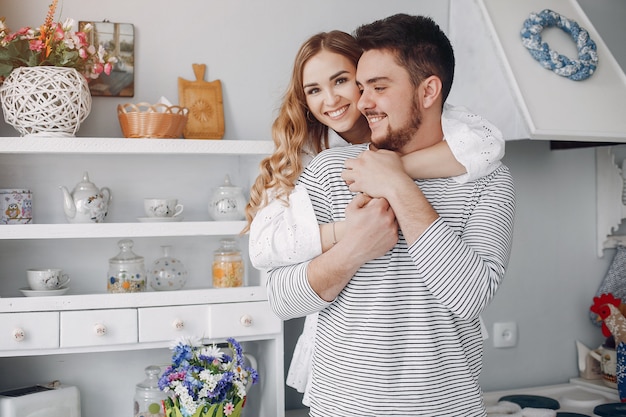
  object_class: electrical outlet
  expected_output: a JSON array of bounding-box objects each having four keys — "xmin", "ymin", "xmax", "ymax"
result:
[{"xmin": 493, "ymin": 321, "xmax": 518, "ymax": 348}]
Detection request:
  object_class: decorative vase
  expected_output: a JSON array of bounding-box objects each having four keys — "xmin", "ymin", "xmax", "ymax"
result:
[
  {"xmin": 165, "ymin": 399, "xmax": 245, "ymax": 417},
  {"xmin": 149, "ymin": 245, "xmax": 188, "ymax": 291},
  {"xmin": 0, "ymin": 66, "xmax": 92, "ymax": 137}
]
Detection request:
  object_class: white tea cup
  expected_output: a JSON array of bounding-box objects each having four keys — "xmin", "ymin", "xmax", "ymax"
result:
[
  {"xmin": 143, "ymin": 198, "xmax": 184, "ymax": 218},
  {"xmin": 27, "ymin": 268, "xmax": 70, "ymax": 291}
]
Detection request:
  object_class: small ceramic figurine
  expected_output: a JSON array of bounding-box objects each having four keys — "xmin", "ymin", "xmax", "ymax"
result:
[{"xmin": 59, "ymin": 171, "xmax": 112, "ymax": 223}]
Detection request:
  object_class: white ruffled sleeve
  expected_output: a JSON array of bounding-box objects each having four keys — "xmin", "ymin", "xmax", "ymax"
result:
[
  {"xmin": 249, "ymin": 184, "xmax": 322, "ymax": 270},
  {"xmin": 442, "ymin": 103, "xmax": 505, "ymax": 183}
]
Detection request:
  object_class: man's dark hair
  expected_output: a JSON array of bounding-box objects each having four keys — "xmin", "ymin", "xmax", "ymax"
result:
[{"xmin": 354, "ymin": 13, "xmax": 455, "ymax": 103}]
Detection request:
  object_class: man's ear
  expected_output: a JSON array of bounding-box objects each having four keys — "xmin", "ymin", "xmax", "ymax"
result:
[{"xmin": 419, "ymin": 75, "xmax": 442, "ymax": 109}]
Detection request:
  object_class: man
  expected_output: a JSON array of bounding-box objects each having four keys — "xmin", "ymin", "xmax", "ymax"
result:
[{"xmin": 266, "ymin": 14, "xmax": 515, "ymax": 416}]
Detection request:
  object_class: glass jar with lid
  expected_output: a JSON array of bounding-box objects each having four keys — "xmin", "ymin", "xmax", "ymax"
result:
[
  {"xmin": 108, "ymin": 238, "xmax": 146, "ymax": 293},
  {"xmin": 134, "ymin": 365, "xmax": 167, "ymax": 417},
  {"xmin": 212, "ymin": 238, "xmax": 244, "ymax": 288},
  {"xmin": 208, "ymin": 174, "xmax": 247, "ymax": 221}
]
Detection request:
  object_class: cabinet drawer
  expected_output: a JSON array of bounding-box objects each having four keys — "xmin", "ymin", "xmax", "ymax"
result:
[
  {"xmin": 208, "ymin": 301, "xmax": 280, "ymax": 339},
  {"xmin": 0, "ymin": 312, "xmax": 59, "ymax": 350},
  {"xmin": 138, "ymin": 305, "xmax": 209, "ymax": 343},
  {"xmin": 60, "ymin": 309, "xmax": 137, "ymax": 348}
]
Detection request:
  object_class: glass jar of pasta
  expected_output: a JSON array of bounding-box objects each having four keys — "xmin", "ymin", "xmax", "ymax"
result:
[
  {"xmin": 107, "ymin": 238, "xmax": 146, "ymax": 293},
  {"xmin": 212, "ymin": 238, "xmax": 244, "ymax": 288}
]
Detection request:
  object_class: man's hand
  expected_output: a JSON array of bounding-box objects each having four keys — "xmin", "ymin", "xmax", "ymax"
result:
[
  {"xmin": 342, "ymin": 193, "xmax": 398, "ymax": 265},
  {"xmin": 342, "ymin": 148, "xmax": 439, "ymax": 245},
  {"xmin": 308, "ymin": 192, "xmax": 398, "ymax": 301}
]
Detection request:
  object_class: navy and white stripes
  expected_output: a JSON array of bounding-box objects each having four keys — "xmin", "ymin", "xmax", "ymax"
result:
[{"xmin": 267, "ymin": 144, "xmax": 516, "ymax": 416}]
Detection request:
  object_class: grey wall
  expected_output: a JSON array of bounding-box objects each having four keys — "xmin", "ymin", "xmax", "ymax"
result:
[
  {"xmin": 1, "ymin": 0, "xmax": 626, "ymax": 411},
  {"xmin": 480, "ymin": 0, "xmax": 626, "ymax": 393}
]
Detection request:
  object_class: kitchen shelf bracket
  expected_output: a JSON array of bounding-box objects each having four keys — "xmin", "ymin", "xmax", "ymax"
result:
[{"xmin": 596, "ymin": 146, "xmax": 626, "ymax": 257}]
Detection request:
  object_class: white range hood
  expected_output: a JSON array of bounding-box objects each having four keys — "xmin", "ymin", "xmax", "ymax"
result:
[{"xmin": 448, "ymin": 0, "xmax": 626, "ymax": 142}]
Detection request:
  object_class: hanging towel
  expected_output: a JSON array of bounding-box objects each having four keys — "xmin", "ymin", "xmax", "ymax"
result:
[{"xmin": 590, "ymin": 245, "xmax": 626, "ymax": 326}]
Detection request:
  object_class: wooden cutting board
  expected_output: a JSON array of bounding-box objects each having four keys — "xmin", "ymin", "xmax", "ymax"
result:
[{"xmin": 178, "ymin": 64, "xmax": 225, "ymax": 139}]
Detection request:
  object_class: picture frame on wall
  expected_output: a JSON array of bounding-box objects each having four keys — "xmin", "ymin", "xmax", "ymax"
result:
[{"xmin": 79, "ymin": 21, "xmax": 135, "ymax": 97}]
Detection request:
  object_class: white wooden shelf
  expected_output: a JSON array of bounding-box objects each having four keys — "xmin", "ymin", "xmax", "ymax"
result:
[
  {"xmin": 0, "ymin": 137, "xmax": 275, "ymax": 155},
  {"xmin": 0, "ymin": 285, "xmax": 268, "ymax": 313},
  {"xmin": 1, "ymin": 220, "xmax": 247, "ymax": 239}
]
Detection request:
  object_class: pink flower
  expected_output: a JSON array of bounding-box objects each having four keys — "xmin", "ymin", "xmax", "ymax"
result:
[
  {"xmin": 5, "ymin": 27, "xmax": 29, "ymax": 43},
  {"xmin": 53, "ymin": 24, "xmax": 64, "ymax": 41},
  {"xmin": 95, "ymin": 62, "xmax": 104, "ymax": 73},
  {"xmin": 75, "ymin": 31, "xmax": 88, "ymax": 48},
  {"xmin": 28, "ymin": 39, "xmax": 44, "ymax": 52},
  {"xmin": 0, "ymin": 10, "xmax": 115, "ymax": 82},
  {"xmin": 223, "ymin": 402, "xmax": 235, "ymax": 416}
]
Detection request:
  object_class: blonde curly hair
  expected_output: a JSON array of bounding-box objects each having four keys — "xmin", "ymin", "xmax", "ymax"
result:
[{"xmin": 243, "ymin": 31, "xmax": 362, "ymax": 232}]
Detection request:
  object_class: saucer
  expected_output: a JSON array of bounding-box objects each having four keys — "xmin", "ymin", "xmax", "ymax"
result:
[
  {"xmin": 137, "ymin": 216, "xmax": 183, "ymax": 223},
  {"xmin": 20, "ymin": 286, "xmax": 70, "ymax": 297}
]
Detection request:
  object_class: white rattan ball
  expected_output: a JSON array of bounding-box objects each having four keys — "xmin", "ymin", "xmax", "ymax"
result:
[{"xmin": 0, "ymin": 66, "xmax": 92, "ymax": 137}]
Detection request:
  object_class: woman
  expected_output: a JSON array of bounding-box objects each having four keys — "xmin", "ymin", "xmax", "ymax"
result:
[{"xmin": 244, "ymin": 30, "xmax": 503, "ymax": 405}]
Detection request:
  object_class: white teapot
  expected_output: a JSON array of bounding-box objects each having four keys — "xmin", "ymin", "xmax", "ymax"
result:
[{"xmin": 59, "ymin": 171, "xmax": 112, "ymax": 223}]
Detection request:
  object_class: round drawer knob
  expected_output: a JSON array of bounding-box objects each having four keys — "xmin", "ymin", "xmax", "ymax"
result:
[
  {"xmin": 173, "ymin": 319, "xmax": 185, "ymax": 330},
  {"xmin": 94, "ymin": 323, "xmax": 107, "ymax": 336},
  {"xmin": 240, "ymin": 314, "xmax": 253, "ymax": 327},
  {"xmin": 12, "ymin": 328, "xmax": 25, "ymax": 342}
]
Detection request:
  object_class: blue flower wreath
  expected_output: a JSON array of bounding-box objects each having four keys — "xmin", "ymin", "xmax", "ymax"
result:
[{"xmin": 520, "ymin": 9, "xmax": 598, "ymax": 81}]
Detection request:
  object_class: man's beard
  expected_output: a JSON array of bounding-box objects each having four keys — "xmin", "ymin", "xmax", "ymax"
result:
[{"xmin": 373, "ymin": 100, "xmax": 422, "ymax": 152}]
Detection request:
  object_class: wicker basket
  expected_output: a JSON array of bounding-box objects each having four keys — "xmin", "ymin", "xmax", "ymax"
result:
[{"xmin": 117, "ymin": 102, "xmax": 189, "ymax": 138}]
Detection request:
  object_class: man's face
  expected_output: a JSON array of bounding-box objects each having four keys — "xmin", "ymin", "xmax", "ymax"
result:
[{"xmin": 356, "ymin": 49, "xmax": 421, "ymax": 153}]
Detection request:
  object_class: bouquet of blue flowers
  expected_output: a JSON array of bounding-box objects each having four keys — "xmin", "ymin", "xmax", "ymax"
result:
[{"xmin": 158, "ymin": 336, "xmax": 258, "ymax": 417}]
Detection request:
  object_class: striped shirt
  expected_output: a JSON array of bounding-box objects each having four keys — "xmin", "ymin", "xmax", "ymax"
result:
[{"xmin": 266, "ymin": 144, "xmax": 515, "ymax": 416}]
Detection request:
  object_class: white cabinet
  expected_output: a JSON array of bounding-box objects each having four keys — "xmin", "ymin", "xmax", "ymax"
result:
[
  {"xmin": 449, "ymin": 0, "xmax": 626, "ymax": 142},
  {"xmin": 60, "ymin": 308, "xmax": 138, "ymax": 348},
  {"xmin": 138, "ymin": 304, "xmax": 209, "ymax": 342},
  {"xmin": 208, "ymin": 301, "xmax": 282, "ymax": 339},
  {"xmin": 0, "ymin": 137, "xmax": 284, "ymax": 417},
  {"xmin": 0, "ymin": 311, "xmax": 59, "ymax": 350}
]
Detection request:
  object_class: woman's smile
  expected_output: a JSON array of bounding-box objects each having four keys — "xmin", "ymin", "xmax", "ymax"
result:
[{"xmin": 326, "ymin": 104, "xmax": 350, "ymax": 119}]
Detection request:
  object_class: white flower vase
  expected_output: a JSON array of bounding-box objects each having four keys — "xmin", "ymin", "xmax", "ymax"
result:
[{"xmin": 0, "ymin": 66, "xmax": 92, "ymax": 137}]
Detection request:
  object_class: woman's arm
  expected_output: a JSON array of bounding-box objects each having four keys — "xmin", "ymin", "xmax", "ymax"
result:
[
  {"xmin": 399, "ymin": 104, "xmax": 505, "ymax": 183},
  {"xmin": 441, "ymin": 103, "xmax": 504, "ymax": 183},
  {"xmin": 249, "ymin": 185, "xmax": 322, "ymax": 269},
  {"xmin": 400, "ymin": 140, "xmax": 465, "ymax": 179},
  {"xmin": 254, "ymin": 105, "xmax": 505, "ymax": 262}
]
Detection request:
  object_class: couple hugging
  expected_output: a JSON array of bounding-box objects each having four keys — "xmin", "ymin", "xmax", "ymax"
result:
[{"xmin": 245, "ymin": 13, "xmax": 515, "ymax": 417}]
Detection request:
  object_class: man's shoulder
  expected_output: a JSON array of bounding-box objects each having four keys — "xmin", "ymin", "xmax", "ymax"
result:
[
  {"xmin": 490, "ymin": 163, "xmax": 513, "ymax": 181},
  {"xmin": 321, "ymin": 143, "xmax": 367, "ymax": 157},
  {"xmin": 309, "ymin": 143, "xmax": 367, "ymax": 167},
  {"xmin": 476, "ymin": 163, "xmax": 515, "ymax": 196}
]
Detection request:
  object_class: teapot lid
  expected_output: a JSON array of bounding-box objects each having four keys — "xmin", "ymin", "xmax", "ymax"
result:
[{"xmin": 73, "ymin": 171, "xmax": 98, "ymax": 192}]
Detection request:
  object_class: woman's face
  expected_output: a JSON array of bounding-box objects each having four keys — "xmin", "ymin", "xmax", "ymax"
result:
[{"xmin": 302, "ymin": 50, "xmax": 367, "ymax": 144}]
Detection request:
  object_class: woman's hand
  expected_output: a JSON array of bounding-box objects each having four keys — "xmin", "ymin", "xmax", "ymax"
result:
[
  {"xmin": 342, "ymin": 148, "xmax": 413, "ymax": 199},
  {"xmin": 340, "ymin": 193, "xmax": 398, "ymax": 265}
]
